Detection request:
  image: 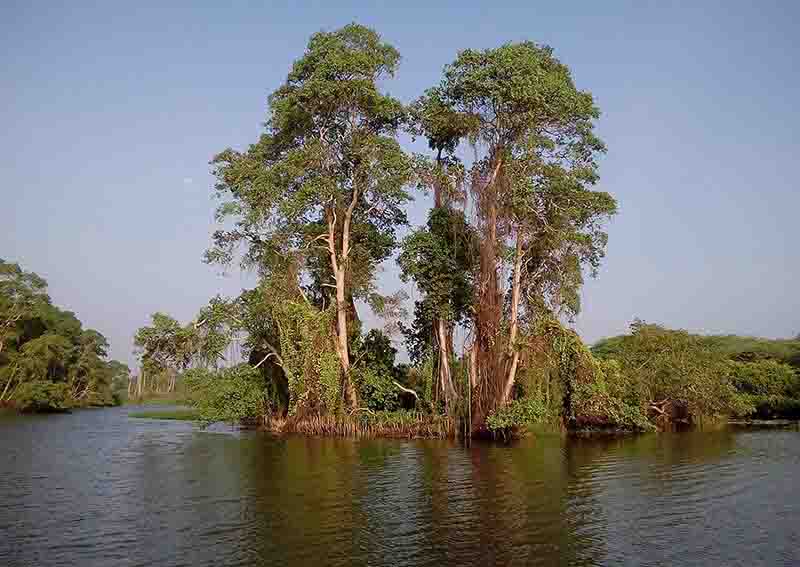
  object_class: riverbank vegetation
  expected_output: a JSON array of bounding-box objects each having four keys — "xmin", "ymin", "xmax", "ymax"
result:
[
  {"xmin": 116, "ymin": 24, "xmax": 794, "ymax": 438},
  {"xmin": 592, "ymin": 324, "xmax": 800, "ymax": 425},
  {"xmin": 0, "ymin": 259, "xmax": 129, "ymax": 412}
]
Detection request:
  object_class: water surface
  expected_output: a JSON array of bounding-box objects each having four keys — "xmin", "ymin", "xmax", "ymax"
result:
[{"xmin": 1, "ymin": 406, "xmax": 798, "ymax": 566}]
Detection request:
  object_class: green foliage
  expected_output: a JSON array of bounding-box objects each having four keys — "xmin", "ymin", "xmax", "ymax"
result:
[
  {"xmin": 594, "ymin": 327, "xmax": 800, "ymax": 423},
  {"xmin": 0, "ymin": 259, "xmax": 49, "ymax": 347},
  {"xmin": 15, "ymin": 381, "xmax": 70, "ymax": 412},
  {"xmin": 351, "ymin": 329, "xmax": 400, "ymax": 410},
  {"xmin": 183, "ymin": 365, "xmax": 266, "ymax": 425},
  {"xmin": 703, "ymin": 335, "xmax": 800, "ymax": 369},
  {"xmin": 271, "ymin": 297, "xmax": 341, "ymax": 415},
  {"xmin": 207, "ymin": 24, "xmax": 415, "ymax": 413},
  {"xmin": 207, "ymin": 23, "xmax": 412, "ymax": 298},
  {"xmin": 109, "ymin": 361, "xmax": 131, "ymax": 405},
  {"xmin": 486, "ymin": 396, "xmax": 551, "ymax": 431},
  {"xmin": 741, "ymin": 396, "xmax": 800, "ymax": 420},
  {"xmin": 434, "ymin": 42, "xmax": 614, "ymax": 321},
  {"xmin": 596, "ymin": 333, "xmax": 800, "ymax": 371},
  {"xmin": 353, "ymin": 367, "xmax": 398, "ymax": 411},
  {"xmin": 729, "ymin": 360, "xmax": 797, "ymax": 397},
  {"xmin": 623, "ymin": 322, "xmax": 741, "ymax": 417},
  {"xmin": 133, "ymin": 296, "xmax": 242, "ymax": 398},
  {"xmin": 728, "ymin": 359, "xmax": 800, "ymax": 419},
  {"xmin": 355, "ymin": 329, "xmax": 398, "ymax": 375},
  {"xmin": 571, "ymin": 359, "xmax": 653, "ymax": 431},
  {"xmin": 1, "ymin": 259, "xmax": 121, "ymax": 409},
  {"xmin": 398, "ymin": 207, "xmax": 476, "ymax": 357},
  {"xmin": 402, "ymin": 353, "xmax": 436, "ymax": 409},
  {"xmin": 593, "ymin": 321, "xmax": 755, "ymax": 425}
]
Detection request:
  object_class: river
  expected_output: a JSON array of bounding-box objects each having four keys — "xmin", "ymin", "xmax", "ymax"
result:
[{"xmin": 1, "ymin": 405, "xmax": 798, "ymax": 566}]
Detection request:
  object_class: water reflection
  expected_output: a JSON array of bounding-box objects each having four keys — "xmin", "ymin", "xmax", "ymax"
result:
[{"xmin": 0, "ymin": 407, "xmax": 798, "ymax": 566}]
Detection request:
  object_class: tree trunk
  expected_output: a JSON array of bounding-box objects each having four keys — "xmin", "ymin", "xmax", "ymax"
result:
[
  {"xmin": 433, "ymin": 148, "xmax": 443, "ymax": 208},
  {"xmin": 327, "ymin": 195, "xmax": 359, "ymax": 411},
  {"xmin": 501, "ymin": 234, "xmax": 524, "ymax": 405},
  {"xmin": 471, "ymin": 154, "xmax": 504, "ymax": 431},
  {"xmin": 0, "ymin": 372, "xmax": 14, "ymax": 402},
  {"xmin": 335, "ymin": 267, "xmax": 357, "ymax": 409},
  {"xmin": 137, "ymin": 368, "xmax": 144, "ymax": 399},
  {"xmin": 469, "ymin": 340, "xmax": 479, "ymax": 389},
  {"xmin": 436, "ymin": 318, "xmax": 456, "ymax": 409}
]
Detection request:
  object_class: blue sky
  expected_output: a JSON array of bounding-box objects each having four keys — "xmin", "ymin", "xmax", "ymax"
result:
[{"xmin": 2, "ymin": 1, "xmax": 798, "ymax": 365}]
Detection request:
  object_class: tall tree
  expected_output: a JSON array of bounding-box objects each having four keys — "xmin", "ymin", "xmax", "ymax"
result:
[
  {"xmin": 0, "ymin": 259, "xmax": 49, "ymax": 358},
  {"xmin": 398, "ymin": 207, "xmax": 476, "ymax": 409},
  {"xmin": 430, "ymin": 42, "xmax": 614, "ymax": 429},
  {"xmin": 208, "ymin": 24, "xmax": 412, "ymax": 409},
  {"xmin": 398, "ymin": 92, "xmax": 478, "ymax": 410}
]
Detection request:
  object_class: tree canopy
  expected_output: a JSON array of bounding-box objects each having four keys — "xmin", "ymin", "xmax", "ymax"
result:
[{"xmin": 0, "ymin": 259, "xmax": 127, "ymax": 411}]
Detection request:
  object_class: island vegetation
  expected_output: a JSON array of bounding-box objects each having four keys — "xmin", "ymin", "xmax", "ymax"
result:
[{"xmin": 124, "ymin": 24, "xmax": 800, "ymax": 438}]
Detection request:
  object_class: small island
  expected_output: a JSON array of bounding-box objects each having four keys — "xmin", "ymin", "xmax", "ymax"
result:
[{"xmin": 5, "ymin": 25, "xmax": 796, "ymax": 439}]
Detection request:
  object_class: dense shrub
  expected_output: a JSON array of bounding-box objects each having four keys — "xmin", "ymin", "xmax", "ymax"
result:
[
  {"xmin": 353, "ymin": 367, "xmax": 399, "ymax": 411},
  {"xmin": 352, "ymin": 329, "xmax": 403, "ymax": 411},
  {"xmin": 594, "ymin": 322, "xmax": 749, "ymax": 424},
  {"xmin": 15, "ymin": 381, "xmax": 70, "ymax": 412},
  {"xmin": 571, "ymin": 359, "xmax": 653, "ymax": 431},
  {"xmin": 744, "ymin": 396, "xmax": 800, "ymax": 419},
  {"xmin": 183, "ymin": 365, "xmax": 267, "ymax": 425},
  {"xmin": 729, "ymin": 360, "xmax": 797, "ymax": 397},
  {"xmin": 486, "ymin": 396, "xmax": 551, "ymax": 431}
]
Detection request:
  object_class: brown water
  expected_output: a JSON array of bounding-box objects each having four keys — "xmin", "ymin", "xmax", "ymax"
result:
[{"xmin": 1, "ymin": 405, "xmax": 798, "ymax": 566}]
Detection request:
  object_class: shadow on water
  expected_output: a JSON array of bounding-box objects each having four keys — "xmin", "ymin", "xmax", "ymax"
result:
[{"xmin": 1, "ymin": 406, "xmax": 799, "ymax": 566}]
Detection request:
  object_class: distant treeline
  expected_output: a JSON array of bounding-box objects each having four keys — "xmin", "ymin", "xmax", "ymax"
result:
[
  {"xmin": 590, "ymin": 322, "xmax": 800, "ymax": 426},
  {"xmin": 0, "ymin": 259, "xmax": 128, "ymax": 412}
]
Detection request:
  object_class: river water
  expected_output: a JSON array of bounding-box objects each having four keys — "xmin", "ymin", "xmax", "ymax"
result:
[{"xmin": 1, "ymin": 405, "xmax": 798, "ymax": 566}]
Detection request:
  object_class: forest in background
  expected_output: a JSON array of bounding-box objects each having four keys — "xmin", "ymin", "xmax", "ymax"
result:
[{"xmin": 0, "ymin": 259, "xmax": 129, "ymax": 412}]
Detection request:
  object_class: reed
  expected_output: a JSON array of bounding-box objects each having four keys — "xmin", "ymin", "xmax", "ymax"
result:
[{"xmin": 266, "ymin": 411, "xmax": 456, "ymax": 439}]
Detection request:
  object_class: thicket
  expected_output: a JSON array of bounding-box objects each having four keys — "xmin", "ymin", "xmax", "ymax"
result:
[
  {"xmin": 592, "ymin": 322, "xmax": 800, "ymax": 425},
  {"xmin": 0, "ymin": 259, "xmax": 128, "ymax": 412}
]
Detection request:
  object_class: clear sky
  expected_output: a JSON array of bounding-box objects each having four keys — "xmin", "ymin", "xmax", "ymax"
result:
[{"xmin": 2, "ymin": 1, "xmax": 798, "ymax": 366}]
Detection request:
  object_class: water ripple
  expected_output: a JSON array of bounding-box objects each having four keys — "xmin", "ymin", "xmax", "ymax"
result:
[{"xmin": 1, "ymin": 409, "xmax": 799, "ymax": 566}]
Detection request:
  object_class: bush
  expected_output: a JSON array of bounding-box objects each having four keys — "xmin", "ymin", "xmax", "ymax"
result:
[
  {"xmin": 353, "ymin": 367, "xmax": 399, "ymax": 411},
  {"xmin": 597, "ymin": 322, "xmax": 747, "ymax": 423},
  {"xmin": 486, "ymin": 396, "xmax": 551, "ymax": 432},
  {"xmin": 183, "ymin": 365, "xmax": 267, "ymax": 425},
  {"xmin": 730, "ymin": 360, "xmax": 797, "ymax": 397},
  {"xmin": 15, "ymin": 381, "xmax": 70, "ymax": 412},
  {"xmin": 737, "ymin": 395, "xmax": 800, "ymax": 420},
  {"xmin": 572, "ymin": 359, "xmax": 653, "ymax": 431}
]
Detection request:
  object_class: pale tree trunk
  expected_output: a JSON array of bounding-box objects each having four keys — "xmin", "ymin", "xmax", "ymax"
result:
[
  {"xmin": 137, "ymin": 368, "xmax": 144, "ymax": 399},
  {"xmin": 433, "ymin": 148, "xmax": 443, "ymax": 208},
  {"xmin": 469, "ymin": 340, "xmax": 479, "ymax": 389},
  {"xmin": 436, "ymin": 318, "xmax": 456, "ymax": 409},
  {"xmin": 327, "ymin": 192, "xmax": 360, "ymax": 410},
  {"xmin": 0, "ymin": 370, "xmax": 15, "ymax": 402},
  {"xmin": 502, "ymin": 234, "xmax": 524, "ymax": 405}
]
